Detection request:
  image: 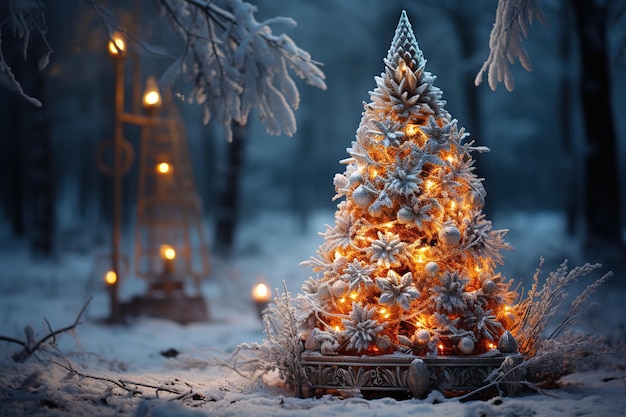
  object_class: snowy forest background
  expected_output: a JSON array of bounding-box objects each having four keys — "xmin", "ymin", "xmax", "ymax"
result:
[{"xmin": 1, "ymin": 0, "xmax": 625, "ymax": 320}]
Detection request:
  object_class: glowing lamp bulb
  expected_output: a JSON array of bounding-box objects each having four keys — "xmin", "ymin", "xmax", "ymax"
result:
[
  {"xmin": 104, "ymin": 270, "xmax": 117, "ymax": 285},
  {"xmin": 163, "ymin": 247, "xmax": 176, "ymax": 260},
  {"xmin": 108, "ymin": 33, "xmax": 126, "ymax": 57},
  {"xmin": 143, "ymin": 76, "xmax": 162, "ymax": 108},
  {"xmin": 156, "ymin": 162, "xmax": 171, "ymax": 174},
  {"xmin": 252, "ymin": 282, "xmax": 271, "ymax": 302},
  {"xmin": 252, "ymin": 280, "xmax": 271, "ymax": 319}
]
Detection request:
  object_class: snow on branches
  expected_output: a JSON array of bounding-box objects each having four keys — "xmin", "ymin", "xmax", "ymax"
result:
[
  {"xmin": 475, "ymin": 0, "xmax": 546, "ymax": 91},
  {"xmin": 157, "ymin": 0, "xmax": 327, "ymax": 141},
  {"xmin": 0, "ymin": 0, "xmax": 52, "ymax": 106}
]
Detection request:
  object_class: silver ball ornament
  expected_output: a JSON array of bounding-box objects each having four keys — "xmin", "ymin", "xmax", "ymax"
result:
[
  {"xmin": 352, "ymin": 185, "xmax": 374, "ymax": 208},
  {"xmin": 331, "ymin": 280, "xmax": 347, "ymax": 298},
  {"xmin": 482, "ymin": 280, "xmax": 497, "ymax": 293},
  {"xmin": 424, "ymin": 261, "xmax": 440, "ymax": 277},
  {"xmin": 413, "ymin": 329, "xmax": 431, "ymax": 345},
  {"xmin": 397, "ymin": 206, "xmax": 414, "ymax": 224},
  {"xmin": 438, "ymin": 225, "xmax": 461, "ymax": 247},
  {"xmin": 457, "ymin": 337, "xmax": 475, "ymax": 355},
  {"xmin": 349, "ymin": 171, "xmax": 363, "ymax": 184}
]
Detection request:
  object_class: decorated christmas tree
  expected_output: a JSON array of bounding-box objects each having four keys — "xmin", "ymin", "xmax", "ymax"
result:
[{"xmin": 298, "ymin": 11, "xmax": 517, "ymax": 358}]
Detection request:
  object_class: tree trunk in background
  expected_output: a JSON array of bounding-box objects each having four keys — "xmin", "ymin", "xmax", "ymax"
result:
[
  {"xmin": 28, "ymin": 73, "xmax": 55, "ymax": 257},
  {"xmin": 559, "ymin": 7, "xmax": 577, "ymax": 236},
  {"xmin": 8, "ymin": 102, "xmax": 25, "ymax": 237},
  {"xmin": 573, "ymin": 0, "xmax": 622, "ymax": 250},
  {"xmin": 214, "ymin": 122, "xmax": 246, "ymax": 257},
  {"xmin": 449, "ymin": 9, "xmax": 491, "ymax": 215}
]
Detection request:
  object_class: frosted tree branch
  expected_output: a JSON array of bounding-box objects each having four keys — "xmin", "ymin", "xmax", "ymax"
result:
[
  {"xmin": 157, "ymin": 0, "xmax": 327, "ymax": 141},
  {"xmin": 0, "ymin": 0, "xmax": 52, "ymax": 106},
  {"xmin": 0, "ymin": 296, "xmax": 92, "ymax": 362},
  {"xmin": 475, "ymin": 0, "xmax": 546, "ymax": 91}
]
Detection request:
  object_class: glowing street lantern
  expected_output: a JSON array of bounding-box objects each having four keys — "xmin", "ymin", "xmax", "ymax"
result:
[{"xmin": 108, "ymin": 32, "xmax": 126, "ymax": 58}]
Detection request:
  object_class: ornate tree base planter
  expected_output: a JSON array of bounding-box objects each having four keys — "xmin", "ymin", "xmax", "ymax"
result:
[{"xmin": 299, "ymin": 351, "xmax": 523, "ymax": 399}]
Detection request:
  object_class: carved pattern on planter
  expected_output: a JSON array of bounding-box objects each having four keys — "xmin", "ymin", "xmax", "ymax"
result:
[{"xmin": 300, "ymin": 351, "xmax": 522, "ymax": 398}]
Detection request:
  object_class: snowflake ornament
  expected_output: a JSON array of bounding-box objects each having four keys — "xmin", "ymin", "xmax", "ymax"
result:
[
  {"xmin": 341, "ymin": 303, "xmax": 385, "ymax": 352},
  {"xmin": 367, "ymin": 231, "xmax": 408, "ymax": 268},
  {"xmin": 376, "ymin": 270, "xmax": 420, "ymax": 310}
]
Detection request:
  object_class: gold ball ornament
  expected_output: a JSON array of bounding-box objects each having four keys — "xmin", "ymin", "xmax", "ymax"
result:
[
  {"xmin": 457, "ymin": 337, "xmax": 475, "ymax": 354},
  {"xmin": 438, "ymin": 225, "xmax": 461, "ymax": 247}
]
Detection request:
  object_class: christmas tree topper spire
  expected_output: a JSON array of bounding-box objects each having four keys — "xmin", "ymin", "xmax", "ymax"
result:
[{"xmin": 385, "ymin": 10, "xmax": 425, "ymax": 72}]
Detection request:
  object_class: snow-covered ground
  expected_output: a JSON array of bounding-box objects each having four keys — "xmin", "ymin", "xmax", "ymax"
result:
[{"xmin": 1, "ymin": 211, "xmax": 624, "ymax": 416}]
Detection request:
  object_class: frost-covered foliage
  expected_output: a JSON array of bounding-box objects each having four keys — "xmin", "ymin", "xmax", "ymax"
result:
[
  {"xmin": 297, "ymin": 11, "xmax": 516, "ymax": 358},
  {"xmin": 238, "ymin": 283, "xmax": 307, "ymax": 395},
  {"xmin": 2, "ymin": 0, "xmax": 326, "ymax": 141},
  {"xmin": 475, "ymin": 0, "xmax": 546, "ymax": 91},
  {"xmin": 511, "ymin": 257, "xmax": 612, "ymax": 358},
  {"xmin": 157, "ymin": 0, "xmax": 326, "ymax": 141},
  {"xmin": 0, "ymin": 0, "xmax": 52, "ymax": 106}
]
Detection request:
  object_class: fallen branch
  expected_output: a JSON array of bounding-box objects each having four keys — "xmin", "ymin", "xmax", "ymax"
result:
[
  {"xmin": 49, "ymin": 357, "xmax": 190, "ymax": 399},
  {"xmin": 0, "ymin": 296, "xmax": 92, "ymax": 362}
]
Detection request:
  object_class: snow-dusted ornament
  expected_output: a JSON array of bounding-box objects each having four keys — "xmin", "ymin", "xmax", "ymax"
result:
[
  {"xmin": 424, "ymin": 261, "xmax": 440, "ymax": 277},
  {"xmin": 318, "ymin": 283, "xmax": 332, "ymax": 300},
  {"xmin": 498, "ymin": 330, "xmax": 518, "ymax": 353},
  {"xmin": 349, "ymin": 170, "xmax": 363, "ymax": 185},
  {"xmin": 457, "ymin": 337, "xmax": 475, "ymax": 354},
  {"xmin": 331, "ymin": 280, "xmax": 348, "ymax": 298},
  {"xmin": 353, "ymin": 185, "xmax": 375, "ymax": 208},
  {"xmin": 482, "ymin": 279, "xmax": 497, "ymax": 293},
  {"xmin": 413, "ymin": 329, "xmax": 431, "ymax": 345},
  {"xmin": 376, "ymin": 335, "xmax": 392, "ymax": 351},
  {"xmin": 397, "ymin": 206, "xmax": 414, "ymax": 224},
  {"xmin": 438, "ymin": 225, "xmax": 461, "ymax": 247}
]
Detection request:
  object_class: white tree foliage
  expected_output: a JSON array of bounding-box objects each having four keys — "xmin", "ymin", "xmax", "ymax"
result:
[
  {"xmin": 475, "ymin": 0, "xmax": 546, "ymax": 92},
  {"xmin": 157, "ymin": 0, "xmax": 327, "ymax": 141}
]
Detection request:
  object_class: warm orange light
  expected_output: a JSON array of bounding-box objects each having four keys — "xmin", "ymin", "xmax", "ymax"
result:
[
  {"xmin": 446, "ymin": 155, "xmax": 456, "ymax": 163},
  {"xmin": 450, "ymin": 201, "xmax": 456, "ymax": 210},
  {"xmin": 334, "ymin": 325, "xmax": 341, "ymax": 332},
  {"xmin": 415, "ymin": 246, "xmax": 428, "ymax": 264},
  {"xmin": 405, "ymin": 124, "xmax": 420, "ymax": 136},
  {"xmin": 425, "ymin": 180, "xmax": 435, "ymax": 190},
  {"xmin": 104, "ymin": 270, "xmax": 117, "ymax": 285},
  {"xmin": 438, "ymin": 343, "xmax": 444, "ymax": 353},
  {"xmin": 156, "ymin": 162, "xmax": 171, "ymax": 174},
  {"xmin": 160, "ymin": 245, "xmax": 176, "ymax": 260},
  {"xmin": 488, "ymin": 342, "xmax": 496, "ymax": 350},
  {"xmin": 349, "ymin": 292, "xmax": 358, "ymax": 300},
  {"xmin": 339, "ymin": 297, "xmax": 346, "ymax": 304},
  {"xmin": 252, "ymin": 282, "xmax": 271, "ymax": 302},
  {"xmin": 143, "ymin": 76, "xmax": 162, "ymax": 108},
  {"xmin": 108, "ymin": 32, "xmax": 126, "ymax": 57}
]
